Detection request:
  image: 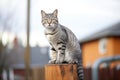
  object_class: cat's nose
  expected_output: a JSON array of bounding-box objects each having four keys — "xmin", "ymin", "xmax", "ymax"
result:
[
  {"xmin": 47, "ymin": 20, "xmax": 52, "ymax": 24},
  {"xmin": 48, "ymin": 23, "xmax": 51, "ymax": 26}
]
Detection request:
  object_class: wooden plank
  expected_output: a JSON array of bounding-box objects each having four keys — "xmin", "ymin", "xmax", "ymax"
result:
[
  {"xmin": 45, "ymin": 64, "xmax": 78, "ymax": 80},
  {"xmin": 32, "ymin": 67, "xmax": 45, "ymax": 80}
]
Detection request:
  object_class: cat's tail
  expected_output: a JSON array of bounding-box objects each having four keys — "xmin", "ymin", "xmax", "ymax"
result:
[{"xmin": 77, "ymin": 59, "xmax": 84, "ymax": 80}]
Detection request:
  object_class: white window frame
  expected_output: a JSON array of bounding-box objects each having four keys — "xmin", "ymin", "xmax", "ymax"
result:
[{"xmin": 99, "ymin": 38, "xmax": 107, "ymax": 54}]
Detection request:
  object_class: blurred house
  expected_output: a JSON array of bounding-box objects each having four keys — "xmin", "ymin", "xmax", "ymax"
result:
[
  {"xmin": 79, "ymin": 22, "xmax": 120, "ymax": 68},
  {"xmin": 2, "ymin": 37, "xmax": 49, "ymax": 80}
]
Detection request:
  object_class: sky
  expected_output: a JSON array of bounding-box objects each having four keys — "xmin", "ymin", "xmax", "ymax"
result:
[{"xmin": 0, "ymin": 0, "xmax": 120, "ymax": 47}]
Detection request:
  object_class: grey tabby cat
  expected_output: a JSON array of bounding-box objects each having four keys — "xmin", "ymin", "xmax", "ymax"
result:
[{"xmin": 41, "ymin": 9, "xmax": 84, "ymax": 80}]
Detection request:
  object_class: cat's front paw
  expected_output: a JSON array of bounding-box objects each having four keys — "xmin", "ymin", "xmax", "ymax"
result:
[
  {"xmin": 68, "ymin": 59, "xmax": 78, "ymax": 64},
  {"xmin": 48, "ymin": 60, "xmax": 56, "ymax": 64},
  {"xmin": 55, "ymin": 60, "xmax": 63, "ymax": 64}
]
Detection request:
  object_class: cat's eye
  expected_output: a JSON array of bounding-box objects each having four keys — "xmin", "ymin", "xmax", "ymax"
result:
[
  {"xmin": 42, "ymin": 19, "xmax": 47, "ymax": 22},
  {"xmin": 42, "ymin": 20, "xmax": 47, "ymax": 24},
  {"xmin": 43, "ymin": 19, "xmax": 48, "ymax": 21},
  {"xmin": 52, "ymin": 19, "xmax": 58, "ymax": 22}
]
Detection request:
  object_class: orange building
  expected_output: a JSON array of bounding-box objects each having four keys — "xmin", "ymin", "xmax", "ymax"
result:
[{"xmin": 79, "ymin": 23, "xmax": 120, "ymax": 68}]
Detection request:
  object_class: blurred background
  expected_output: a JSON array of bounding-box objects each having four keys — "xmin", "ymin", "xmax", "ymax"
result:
[{"xmin": 0, "ymin": 0, "xmax": 120, "ymax": 80}]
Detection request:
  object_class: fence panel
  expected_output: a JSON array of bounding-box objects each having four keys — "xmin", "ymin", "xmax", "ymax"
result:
[{"xmin": 84, "ymin": 66, "xmax": 120, "ymax": 80}]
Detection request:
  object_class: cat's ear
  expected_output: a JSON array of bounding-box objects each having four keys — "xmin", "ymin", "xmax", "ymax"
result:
[
  {"xmin": 53, "ymin": 9, "xmax": 58, "ymax": 17},
  {"xmin": 41, "ymin": 10, "xmax": 46, "ymax": 17}
]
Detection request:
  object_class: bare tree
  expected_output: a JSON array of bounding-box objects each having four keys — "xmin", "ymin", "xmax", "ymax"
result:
[
  {"xmin": 0, "ymin": 40, "xmax": 7, "ymax": 80},
  {"xmin": 0, "ymin": 1, "xmax": 18, "ymax": 79},
  {"xmin": 0, "ymin": 0, "xmax": 18, "ymax": 34}
]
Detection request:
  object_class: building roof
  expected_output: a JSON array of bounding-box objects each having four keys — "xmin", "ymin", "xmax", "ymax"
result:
[
  {"xmin": 6, "ymin": 46, "xmax": 50, "ymax": 69},
  {"xmin": 79, "ymin": 22, "xmax": 120, "ymax": 43}
]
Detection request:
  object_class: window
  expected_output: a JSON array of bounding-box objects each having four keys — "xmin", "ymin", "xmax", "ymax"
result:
[{"xmin": 99, "ymin": 38, "xmax": 107, "ymax": 54}]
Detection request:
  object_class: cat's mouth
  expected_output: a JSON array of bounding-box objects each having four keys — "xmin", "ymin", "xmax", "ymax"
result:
[{"xmin": 44, "ymin": 24, "xmax": 55, "ymax": 28}]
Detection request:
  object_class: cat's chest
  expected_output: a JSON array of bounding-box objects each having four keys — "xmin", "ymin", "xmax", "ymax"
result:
[
  {"xmin": 46, "ymin": 35, "xmax": 53, "ymax": 40},
  {"xmin": 46, "ymin": 35, "xmax": 57, "ymax": 41}
]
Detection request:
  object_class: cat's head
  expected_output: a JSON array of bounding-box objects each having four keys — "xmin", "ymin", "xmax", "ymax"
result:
[{"xmin": 41, "ymin": 9, "xmax": 58, "ymax": 29}]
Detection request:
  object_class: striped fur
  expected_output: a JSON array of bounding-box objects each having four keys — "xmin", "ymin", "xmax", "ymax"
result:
[{"xmin": 41, "ymin": 9, "xmax": 84, "ymax": 80}]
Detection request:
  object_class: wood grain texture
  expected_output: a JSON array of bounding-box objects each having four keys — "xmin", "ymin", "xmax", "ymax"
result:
[
  {"xmin": 32, "ymin": 67, "xmax": 45, "ymax": 80},
  {"xmin": 45, "ymin": 64, "xmax": 78, "ymax": 80}
]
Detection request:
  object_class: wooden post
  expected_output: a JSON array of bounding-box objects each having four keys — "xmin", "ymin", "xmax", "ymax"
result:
[
  {"xmin": 25, "ymin": 0, "xmax": 31, "ymax": 80},
  {"xmin": 45, "ymin": 64, "xmax": 78, "ymax": 80}
]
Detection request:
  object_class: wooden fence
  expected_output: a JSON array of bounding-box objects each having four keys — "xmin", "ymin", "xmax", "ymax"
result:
[
  {"xmin": 84, "ymin": 67, "xmax": 120, "ymax": 80},
  {"xmin": 11, "ymin": 64, "xmax": 120, "ymax": 80}
]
